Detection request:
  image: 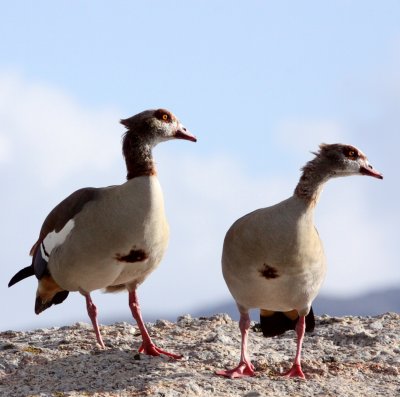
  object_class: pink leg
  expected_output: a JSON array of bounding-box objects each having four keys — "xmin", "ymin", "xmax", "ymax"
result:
[
  {"xmin": 283, "ymin": 315, "xmax": 306, "ymax": 379},
  {"xmin": 216, "ymin": 311, "xmax": 255, "ymax": 379},
  {"xmin": 84, "ymin": 293, "xmax": 105, "ymax": 349},
  {"xmin": 128, "ymin": 290, "xmax": 182, "ymax": 359}
]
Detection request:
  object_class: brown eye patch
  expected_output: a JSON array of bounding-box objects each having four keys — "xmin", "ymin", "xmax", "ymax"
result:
[
  {"xmin": 343, "ymin": 146, "xmax": 359, "ymax": 160},
  {"xmin": 154, "ymin": 109, "xmax": 173, "ymax": 123}
]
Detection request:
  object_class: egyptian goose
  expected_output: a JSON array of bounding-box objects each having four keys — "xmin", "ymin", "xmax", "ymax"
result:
[
  {"xmin": 8, "ymin": 108, "xmax": 196, "ymax": 358},
  {"xmin": 216, "ymin": 143, "xmax": 383, "ymax": 379}
]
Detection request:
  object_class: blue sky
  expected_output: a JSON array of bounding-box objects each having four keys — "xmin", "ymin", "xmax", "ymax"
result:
[{"xmin": 1, "ymin": 1, "xmax": 399, "ymax": 331}]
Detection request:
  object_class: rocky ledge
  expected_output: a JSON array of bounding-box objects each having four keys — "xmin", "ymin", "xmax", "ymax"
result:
[{"xmin": 0, "ymin": 313, "xmax": 399, "ymax": 397}]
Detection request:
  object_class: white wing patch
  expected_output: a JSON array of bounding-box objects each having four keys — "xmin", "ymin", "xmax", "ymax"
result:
[{"xmin": 40, "ymin": 219, "xmax": 75, "ymax": 260}]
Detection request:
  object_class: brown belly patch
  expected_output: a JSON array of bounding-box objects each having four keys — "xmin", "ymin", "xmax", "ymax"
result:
[
  {"xmin": 115, "ymin": 249, "xmax": 148, "ymax": 263},
  {"xmin": 259, "ymin": 264, "xmax": 279, "ymax": 279}
]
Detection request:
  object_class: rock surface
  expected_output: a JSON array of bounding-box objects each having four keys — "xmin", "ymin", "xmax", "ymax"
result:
[{"xmin": 0, "ymin": 313, "xmax": 399, "ymax": 397}]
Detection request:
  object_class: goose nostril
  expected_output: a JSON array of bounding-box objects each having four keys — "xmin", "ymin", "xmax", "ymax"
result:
[{"xmin": 369, "ymin": 164, "xmax": 373, "ymax": 169}]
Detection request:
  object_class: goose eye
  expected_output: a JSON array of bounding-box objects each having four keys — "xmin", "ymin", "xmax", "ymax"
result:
[
  {"xmin": 162, "ymin": 114, "xmax": 169, "ymax": 121},
  {"xmin": 344, "ymin": 148, "xmax": 357, "ymax": 160}
]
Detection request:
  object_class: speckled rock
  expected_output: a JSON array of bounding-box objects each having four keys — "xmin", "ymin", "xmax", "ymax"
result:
[{"xmin": 0, "ymin": 313, "xmax": 399, "ymax": 396}]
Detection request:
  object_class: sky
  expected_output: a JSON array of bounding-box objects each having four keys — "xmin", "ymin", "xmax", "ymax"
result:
[{"xmin": 1, "ymin": 1, "xmax": 399, "ymax": 331}]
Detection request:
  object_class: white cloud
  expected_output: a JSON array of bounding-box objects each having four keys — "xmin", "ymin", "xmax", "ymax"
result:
[
  {"xmin": 0, "ymin": 72, "xmax": 126, "ymax": 330},
  {"xmin": 275, "ymin": 119, "xmax": 347, "ymax": 154},
  {"xmin": 0, "ymin": 72, "xmax": 121, "ymax": 187},
  {"xmin": 138, "ymin": 150, "xmax": 296, "ymax": 314},
  {"xmin": 0, "ymin": 134, "xmax": 11, "ymax": 162},
  {"xmin": 316, "ymin": 178, "xmax": 392, "ymax": 296}
]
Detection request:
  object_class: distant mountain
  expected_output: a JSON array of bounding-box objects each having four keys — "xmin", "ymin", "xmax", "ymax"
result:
[
  {"xmin": 190, "ymin": 287, "xmax": 400, "ymax": 321},
  {"xmin": 104, "ymin": 287, "xmax": 400, "ymax": 325},
  {"xmin": 313, "ymin": 287, "xmax": 400, "ymax": 316}
]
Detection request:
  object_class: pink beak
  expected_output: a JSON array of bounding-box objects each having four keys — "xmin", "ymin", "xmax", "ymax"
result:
[
  {"xmin": 360, "ymin": 165, "xmax": 383, "ymax": 179},
  {"xmin": 174, "ymin": 127, "xmax": 197, "ymax": 142}
]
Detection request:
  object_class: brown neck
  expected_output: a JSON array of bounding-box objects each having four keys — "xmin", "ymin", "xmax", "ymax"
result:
[
  {"xmin": 294, "ymin": 157, "xmax": 334, "ymax": 206},
  {"xmin": 123, "ymin": 134, "xmax": 157, "ymax": 180}
]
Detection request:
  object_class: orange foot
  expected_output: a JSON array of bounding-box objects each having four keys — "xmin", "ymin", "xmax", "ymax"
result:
[
  {"xmin": 216, "ymin": 361, "xmax": 255, "ymax": 379},
  {"xmin": 282, "ymin": 363, "xmax": 305, "ymax": 379},
  {"xmin": 138, "ymin": 342, "xmax": 182, "ymax": 359}
]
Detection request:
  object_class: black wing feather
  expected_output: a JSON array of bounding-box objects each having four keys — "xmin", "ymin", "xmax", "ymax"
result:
[
  {"xmin": 256, "ymin": 307, "xmax": 315, "ymax": 337},
  {"xmin": 8, "ymin": 187, "xmax": 99, "ymax": 288},
  {"xmin": 8, "ymin": 266, "xmax": 35, "ymax": 287}
]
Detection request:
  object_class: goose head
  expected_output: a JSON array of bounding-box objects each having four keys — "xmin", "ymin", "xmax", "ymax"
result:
[
  {"xmin": 120, "ymin": 108, "xmax": 196, "ymax": 148},
  {"xmin": 317, "ymin": 143, "xmax": 383, "ymax": 179}
]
